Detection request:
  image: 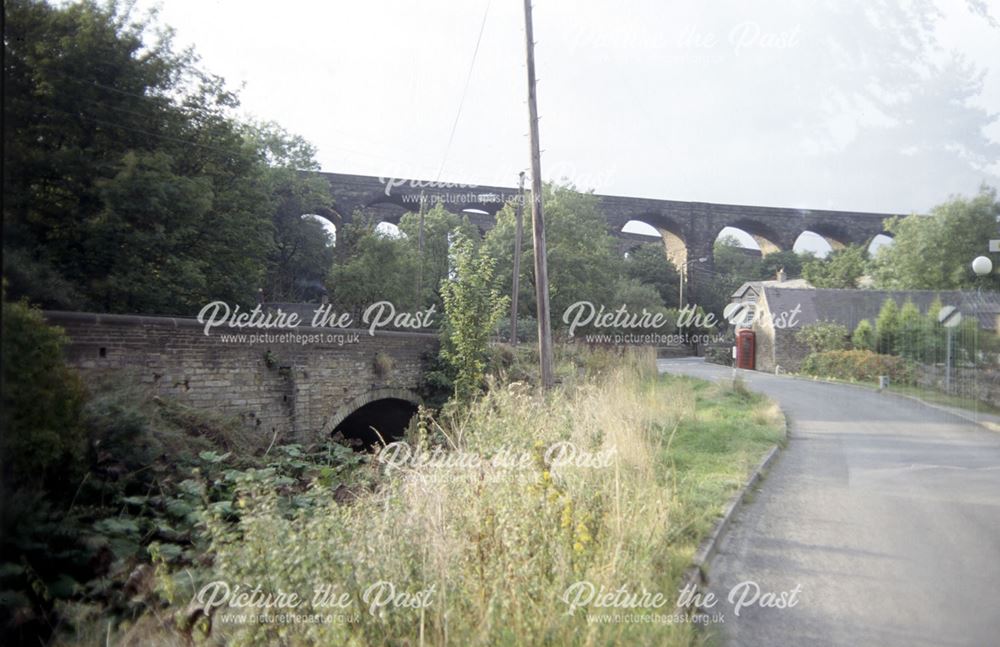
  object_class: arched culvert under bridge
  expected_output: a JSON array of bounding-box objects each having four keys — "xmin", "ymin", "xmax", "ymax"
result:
[{"xmin": 324, "ymin": 389, "xmax": 421, "ymax": 451}]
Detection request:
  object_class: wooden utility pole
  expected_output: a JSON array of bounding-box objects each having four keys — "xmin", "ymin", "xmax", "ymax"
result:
[
  {"xmin": 510, "ymin": 171, "xmax": 525, "ymax": 345},
  {"xmin": 416, "ymin": 190, "xmax": 426, "ymax": 309},
  {"xmin": 523, "ymin": 0, "xmax": 554, "ymax": 388}
]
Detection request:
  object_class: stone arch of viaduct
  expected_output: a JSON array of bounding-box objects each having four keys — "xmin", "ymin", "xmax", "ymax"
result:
[{"xmin": 317, "ymin": 172, "xmax": 901, "ymax": 302}]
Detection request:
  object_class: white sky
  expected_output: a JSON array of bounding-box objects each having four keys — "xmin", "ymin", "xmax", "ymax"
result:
[{"xmin": 137, "ymin": 0, "xmax": 1000, "ymax": 253}]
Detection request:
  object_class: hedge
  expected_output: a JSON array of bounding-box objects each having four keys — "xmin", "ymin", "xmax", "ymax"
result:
[{"xmin": 800, "ymin": 349, "xmax": 918, "ymax": 385}]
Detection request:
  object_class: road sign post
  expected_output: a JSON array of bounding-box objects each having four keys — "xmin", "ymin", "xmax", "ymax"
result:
[{"xmin": 938, "ymin": 305, "xmax": 962, "ymax": 393}]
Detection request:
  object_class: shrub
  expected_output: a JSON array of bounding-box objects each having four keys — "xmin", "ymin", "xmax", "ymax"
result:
[
  {"xmin": 875, "ymin": 298, "xmax": 899, "ymax": 355},
  {"xmin": 440, "ymin": 232, "xmax": 509, "ymax": 401},
  {"xmin": 795, "ymin": 321, "xmax": 850, "ymax": 354},
  {"xmin": 801, "ymin": 349, "xmax": 917, "ymax": 385},
  {"xmin": 896, "ymin": 300, "xmax": 930, "ymax": 361},
  {"xmin": 0, "ymin": 299, "xmax": 87, "ymax": 489},
  {"xmin": 852, "ymin": 319, "xmax": 875, "ymax": 351}
]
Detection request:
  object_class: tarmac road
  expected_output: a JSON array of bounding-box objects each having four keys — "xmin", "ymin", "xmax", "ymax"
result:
[{"xmin": 658, "ymin": 358, "xmax": 1000, "ymax": 647}]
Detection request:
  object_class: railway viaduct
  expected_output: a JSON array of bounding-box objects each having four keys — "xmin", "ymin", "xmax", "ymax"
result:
[{"xmin": 314, "ymin": 172, "xmax": 900, "ymax": 302}]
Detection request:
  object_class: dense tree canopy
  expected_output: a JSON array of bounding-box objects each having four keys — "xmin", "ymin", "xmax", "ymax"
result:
[
  {"xmin": 872, "ymin": 186, "xmax": 1000, "ymax": 291},
  {"xmin": 482, "ymin": 184, "xmax": 624, "ymax": 327},
  {"xmin": 2, "ymin": 0, "xmax": 332, "ymax": 314},
  {"xmin": 623, "ymin": 242, "xmax": 680, "ymax": 307},
  {"xmin": 802, "ymin": 244, "xmax": 869, "ymax": 289}
]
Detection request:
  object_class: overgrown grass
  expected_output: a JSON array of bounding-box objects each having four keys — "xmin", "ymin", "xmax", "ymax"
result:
[{"xmin": 83, "ymin": 347, "xmax": 783, "ymax": 647}]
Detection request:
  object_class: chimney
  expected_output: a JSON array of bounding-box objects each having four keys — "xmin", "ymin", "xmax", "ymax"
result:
[{"xmin": 776, "ymin": 267, "xmax": 786, "ymax": 283}]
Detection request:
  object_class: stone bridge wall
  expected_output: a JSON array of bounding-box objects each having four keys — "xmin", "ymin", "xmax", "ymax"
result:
[{"xmin": 45, "ymin": 311, "xmax": 439, "ymax": 445}]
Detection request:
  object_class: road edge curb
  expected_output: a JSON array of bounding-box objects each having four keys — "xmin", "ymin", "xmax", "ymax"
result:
[
  {"xmin": 777, "ymin": 371, "xmax": 999, "ymax": 433},
  {"xmin": 673, "ymin": 415, "xmax": 787, "ymax": 614}
]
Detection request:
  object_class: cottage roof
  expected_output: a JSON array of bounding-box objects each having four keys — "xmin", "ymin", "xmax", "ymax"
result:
[
  {"xmin": 759, "ymin": 287, "xmax": 999, "ymax": 331},
  {"xmin": 732, "ymin": 278, "xmax": 812, "ymax": 300}
]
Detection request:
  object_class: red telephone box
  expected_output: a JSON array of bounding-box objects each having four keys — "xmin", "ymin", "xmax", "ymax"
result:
[{"xmin": 736, "ymin": 329, "xmax": 755, "ymax": 370}]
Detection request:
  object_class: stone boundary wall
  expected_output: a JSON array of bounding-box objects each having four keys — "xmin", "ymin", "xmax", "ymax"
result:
[
  {"xmin": 44, "ymin": 311, "xmax": 439, "ymax": 444},
  {"xmin": 916, "ymin": 363, "xmax": 1000, "ymax": 409}
]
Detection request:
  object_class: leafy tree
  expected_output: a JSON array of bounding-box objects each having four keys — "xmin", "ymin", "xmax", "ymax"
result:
[
  {"xmin": 795, "ymin": 321, "xmax": 850, "ymax": 354},
  {"xmin": 602, "ymin": 278, "xmax": 677, "ymax": 337},
  {"xmin": 698, "ymin": 237, "xmax": 760, "ymax": 316},
  {"xmin": 874, "ymin": 298, "xmax": 900, "ymax": 355},
  {"xmin": 398, "ymin": 203, "xmax": 476, "ymax": 311},
  {"xmin": 483, "ymin": 183, "xmax": 621, "ymax": 330},
  {"xmin": 1, "ymin": 297, "xmax": 86, "ymax": 489},
  {"xmin": 440, "ymin": 232, "xmax": 509, "ymax": 401},
  {"xmin": 328, "ymin": 218, "xmax": 417, "ymax": 314},
  {"xmin": 872, "ymin": 186, "xmax": 1000, "ymax": 290},
  {"xmin": 623, "ymin": 243, "xmax": 679, "ymax": 307},
  {"xmin": 760, "ymin": 250, "xmax": 805, "ymax": 280},
  {"xmin": 713, "ymin": 236, "xmax": 767, "ymax": 280},
  {"xmin": 3, "ymin": 0, "xmax": 325, "ymax": 314},
  {"xmin": 254, "ymin": 125, "xmax": 335, "ymax": 302},
  {"xmin": 851, "ymin": 319, "xmax": 875, "ymax": 351},
  {"xmin": 802, "ymin": 244, "xmax": 869, "ymax": 288}
]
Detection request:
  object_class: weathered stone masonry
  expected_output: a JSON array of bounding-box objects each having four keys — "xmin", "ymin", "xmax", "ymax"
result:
[
  {"xmin": 317, "ymin": 172, "xmax": 901, "ymax": 305},
  {"xmin": 45, "ymin": 311, "xmax": 439, "ymax": 444}
]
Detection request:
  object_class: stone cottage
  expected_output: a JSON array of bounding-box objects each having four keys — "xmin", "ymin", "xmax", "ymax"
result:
[{"xmin": 730, "ymin": 284, "xmax": 997, "ymax": 373}]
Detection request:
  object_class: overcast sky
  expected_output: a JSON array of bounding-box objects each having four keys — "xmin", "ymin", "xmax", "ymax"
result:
[{"xmin": 135, "ymin": 0, "xmax": 999, "ymax": 250}]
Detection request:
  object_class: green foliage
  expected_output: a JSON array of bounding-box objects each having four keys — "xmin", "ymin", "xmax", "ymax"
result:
[
  {"xmin": 397, "ymin": 203, "xmax": 476, "ymax": 311},
  {"xmin": 494, "ymin": 314, "xmax": 540, "ymax": 344},
  {"xmin": 795, "ymin": 321, "xmax": 851, "ymax": 353},
  {"xmin": 2, "ymin": 0, "xmax": 330, "ymax": 314},
  {"xmin": 483, "ymin": 183, "xmax": 622, "ymax": 328},
  {"xmin": 0, "ymin": 299, "xmax": 86, "ymax": 488},
  {"xmin": 852, "ymin": 319, "xmax": 876, "ymax": 351},
  {"xmin": 872, "ymin": 186, "xmax": 1000, "ymax": 290},
  {"xmin": 623, "ymin": 242, "xmax": 679, "ymax": 307},
  {"xmin": 605, "ymin": 278, "xmax": 676, "ymax": 336},
  {"xmin": 896, "ymin": 300, "xmax": 932, "ymax": 361},
  {"xmin": 695, "ymin": 238, "xmax": 756, "ymax": 317},
  {"xmin": 702, "ymin": 238, "xmax": 812, "ymax": 317},
  {"xmin": 875, "ymin": 298, "xmax": 900, "ymax": 355},
  {"xmin": 760, "ymin": 250, "xmax": 805, "ymax": 279},
  {"xmin": 257, "ymin": 130, "xmax": 335, "ymax": 301},
  {"xmin": 1, "ymin": 372, "xmax": 370, "ymax": 645},
  {"xmin": 329, "ymin": 216, "xmax": 418, "ymax": 312},
  {"xmin": 440, "ymin": 232, "xmax": 510, "ymax": 401},
  {"xmin": 802, "ymin": 244, "xmax": 869, "ymax": 288},
  {"xmin": 801, "ymin": 349, "xmax": 918, "ymax": 385},
  {"xmin": 330, "ymin": 207, "xmax": 477, "ymax": 315}
]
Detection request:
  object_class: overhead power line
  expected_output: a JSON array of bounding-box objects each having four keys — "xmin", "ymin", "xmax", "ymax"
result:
[{"xmin": 435, "ymin": 0, "xmax": 492, "ymax": 181}]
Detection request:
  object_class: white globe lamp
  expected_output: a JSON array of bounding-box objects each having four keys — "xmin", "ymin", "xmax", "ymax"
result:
[{"xmin": 971, "ymin": 256, "xmax": 992, "ymax": 276}]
